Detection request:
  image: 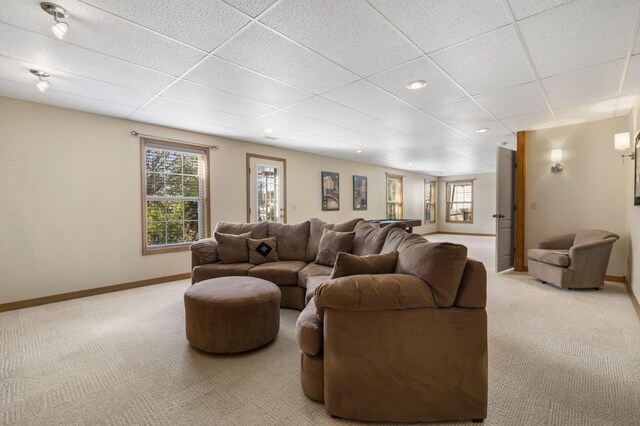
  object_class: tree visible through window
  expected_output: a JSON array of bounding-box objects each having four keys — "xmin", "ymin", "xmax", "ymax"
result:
[
  {"xmin": 424, "ymin": 180, "xmax": 436, "ymax": 223},
  {"xmin": 142, "ymin": 138, "xmax": 210, "ymax": 254},
  {"xmin": 386, "ymin": 174, "xmax": 403, "ymax": 219},
  {"xmin": 446, "ymin": 180, "xmax": 473, "ymax": 223}
]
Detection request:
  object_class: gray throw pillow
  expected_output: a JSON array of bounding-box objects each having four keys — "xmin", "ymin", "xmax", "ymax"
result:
[
  {"xmin": 330, "ymin": 251, "xmax": 399, "ymax": 279},
  {"xmin": 214, "ymin": 232, "xmax": 251, "ymax": 264},
  {"xmin": 248, "ymin": 237, "xmax": 279, "ymax": 265},
  {"xmin": 315, "ymin": 229, "xmax": 355, "ymax": 266}
]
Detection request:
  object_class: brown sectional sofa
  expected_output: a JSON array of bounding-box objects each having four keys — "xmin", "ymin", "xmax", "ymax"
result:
[{"xmin": 190, "ymin": 218, "xmax": 488, "ymax": 423}]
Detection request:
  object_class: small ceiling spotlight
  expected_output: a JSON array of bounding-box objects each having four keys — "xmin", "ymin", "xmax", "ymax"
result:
[
  {"xmin": 355, "ymin": 149, "xmax": 363, "ymax": 153},
  {"xmin": 406, "ymin": 80, "xmax": 427, "ymax": 90},
  {"xmin": 41, "ymin": 2, "xmax": 70, "ymax": 40},
  {"xmin": 30, "ymin": 69, "xmax": 50, "ymax": 92},
  {"xmin": 475, "ymin": 128, "xmax": 489, "ymax": 133},
  {"xmin": 264, "ymin": 127, "xmax": 274, "ymax": 133}
]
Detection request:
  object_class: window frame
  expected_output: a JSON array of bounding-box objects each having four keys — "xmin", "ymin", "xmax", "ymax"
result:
[
  {"xmin": 386, "ymin": 173, "xmax": 404, "ymax": 220},
  {"xmin": 424, "ymin": 180, "xmax": 436, "ymax": 224},
  {"xmin": 445, "ymin": 180, "xmax": 474, "ymax": 224},
  {"xmin": 140, "ymin": 137, "xmax": 211, "ymax": 255}
]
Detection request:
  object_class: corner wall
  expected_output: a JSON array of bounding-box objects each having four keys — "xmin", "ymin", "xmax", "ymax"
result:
[
  {"xmin": 0, "ymin": 97, "xmax": 436, "ymax": 304},
  {"xmin": 627, "ymin": 103, "xmax": 640, "ymax": 297},
  {"xmin": 525, "ymin": 116, "xmax": 629, "ymax": 277}
]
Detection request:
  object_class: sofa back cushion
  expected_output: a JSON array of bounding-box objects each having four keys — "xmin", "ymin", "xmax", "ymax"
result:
[
  {"xmin": 352, "ymin": 221, "xmax": 405, "ymax": 256},
  {"xmin": 315, "ymin": 229, "xmax": 356, "ymax": 266},
  {"xmin": 380, "ymin": 227, "xmax": 408, "ymax": 253},
  {"xmin": 214, "ymin": 232, "xmax": 251, "ymax": 264},
  {"xmin": 395, "ymin": 234, "xmax": 468, "ymax": 307},
  {"xmin": 305, "ymin": 218, "xmax": 362, "ymax": 262},
  {"xmin": 268, "ymin": 220, "xmax": 310, "ymax": 261},
  {"xmin": 330, "ymin": 252, "xmax": 398, "ymax": 279},
  {"xmin": 214, "ymin": 221, "xmax": 268, "ymax": 239}
]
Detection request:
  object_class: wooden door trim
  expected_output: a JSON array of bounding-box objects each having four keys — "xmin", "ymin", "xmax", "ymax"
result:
[
  {"xmin": 246, "ymin": 153, "xmax": 287, "ymax": 223},
  {"xmin": 515, "ymin": 131, "xmax": 526, "ymax": 271}
]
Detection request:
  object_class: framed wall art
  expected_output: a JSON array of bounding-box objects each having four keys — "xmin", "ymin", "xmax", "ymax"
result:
[
  {"xmin": 322, "ymin": 171, "xmax": 340, "ymax": 211},
  {"xmin": 353, "ymin": 175, "xmax": 367, "ymax": 210}
]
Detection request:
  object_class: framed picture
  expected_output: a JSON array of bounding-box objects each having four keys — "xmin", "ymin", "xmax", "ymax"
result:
[
  {"xmin": 635, "ymin": 133, "xmax": 640, "ymax": 206},
  {"xmin": 322, "ymin": 171, "xmax": 340, "ymax": 211},
  {"xmin": 353, "ymin": 175, "xmax": 367, "ymax": 210}
]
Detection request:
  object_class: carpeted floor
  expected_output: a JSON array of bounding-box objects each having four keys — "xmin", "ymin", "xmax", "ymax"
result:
[{"xmin": 1, "ymin": 235, "xmax": 639, "ymax": 425}]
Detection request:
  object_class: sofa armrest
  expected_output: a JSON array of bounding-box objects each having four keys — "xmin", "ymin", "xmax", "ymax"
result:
[
  {"xmin": 455, "ymin": 258, "xmax": 487, "ymax": 308},
  {"xmin": 569, "ymin": 237, "xmax": 618, "ymax": 271},
  {"xmin": 314, "ymin": 274, "xmax": 438, "ymax": 320},
  {"xmin": 535, "ymin": 233, "xmax": 576, "ymax": 249},
  {"xmin": 190, "ymin": 238, "xmax": 218, "ymax": 264}
]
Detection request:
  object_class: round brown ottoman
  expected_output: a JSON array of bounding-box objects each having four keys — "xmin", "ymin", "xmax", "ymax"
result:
[{"xmin": 184, "ymin": 276, "xmax": 281, "ymax": 353}]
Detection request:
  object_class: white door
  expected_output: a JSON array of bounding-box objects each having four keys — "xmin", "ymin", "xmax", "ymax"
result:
[
  {"xmin": 495, "ymin": 146, "xmax": 516, "ymax": 272},
  {"xmin": 248, "ymin": 155, "xmax": 286, "ymax": 223}
]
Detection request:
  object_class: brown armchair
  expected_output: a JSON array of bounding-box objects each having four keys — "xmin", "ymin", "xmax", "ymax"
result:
[{"xmin": 527, "ymin": 230, "xmax": 619, "ymax": 289}]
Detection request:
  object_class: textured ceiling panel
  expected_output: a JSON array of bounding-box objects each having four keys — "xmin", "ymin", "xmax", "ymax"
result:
[
  {"xmin": 215, "ymin": 24, "xmax": 358, "ymax": 93},
  {"xmin": 286, "ymin": 96, "xmax": 372, "ymax": 128},
  {"xmin": 475, "ymin": 81, "xmax": 549, "ymax": 119},
  {"xmin": 506, "ymin": 0, "xmax": 573, "ymax": 20},
  {"xmin": 322, "ymin": 80, "xmax": 415, "ymax": 119},
  {"xmin": 260, "ymin": 0, "xmax": 420, "ymax": 76},
  {"xmin": 422, "ymin": 98, "xmax": 493, "ymax": 127},
  {"xmin": 222, "ymin": 0, "xmax": 279, "ymax": 17}
]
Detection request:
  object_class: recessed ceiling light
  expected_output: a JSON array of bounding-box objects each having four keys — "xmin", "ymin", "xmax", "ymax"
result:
[
  {"xmin": 30, "ymin": 69, "xmax": 50, "ymax": 92},
  {"xmin": 408, "ymin": 162, "xmax": 414, "ymax": 165},
  {"xmin": 41, "ymin": 2, "xmax": 70, "ymax": 40},
  {"xmin": 264, "ymin": 127, "xmax": 274, "ymax": 133},
  {"xmin": 355, "ymin": 149, "xmax": 363, "ymax": 153},
  {"xmin": 475, "ymin": 128, "xmax": 489, "ymax": 133},
  {"xmin": 406, "ymin": 80, "xmax": 427, "ymax": 90}
]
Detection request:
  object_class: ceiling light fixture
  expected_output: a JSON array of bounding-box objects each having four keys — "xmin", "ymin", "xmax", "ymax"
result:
[
  {"xmin": 41, "ymin": 2, "xmax": 69, "ymax": 40},
  {"xmin": 355, "ymin": 149, "xmax": 363, "ymax": 153},
  {"xmin": 475, "ymin": 128, "xmax": 489, "ymax": 133},
  {"xmin": 406, "ymin": 80, "xmax": 427, "ymax": 90},
  {"xmin": 264, "ymin": 127, "xmax": 274, "ymax": 133},
  {"xmin": 30, "ymin": 69, "xmax": 50, "ymax": 92}
]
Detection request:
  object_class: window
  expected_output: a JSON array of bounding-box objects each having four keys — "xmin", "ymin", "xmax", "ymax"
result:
[
  {"xmin": 424, "ymin": 180, "xmax": 436, "ymax": 223},
  {"xmin": 386, "ymin": 174, "xmax": 403, "ymax": 219},
  {"xmin": 446, "ymin": 180, "xmax": 473, "ymax": 223},
  {"xmin": 142, "ymin": 138, "xmax": 210, "ymax": 254}
]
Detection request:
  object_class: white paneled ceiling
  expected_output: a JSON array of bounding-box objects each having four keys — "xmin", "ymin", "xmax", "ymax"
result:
[{"xmin": 0, "ymin": 0, "xmax": 639, "ymax": 176}]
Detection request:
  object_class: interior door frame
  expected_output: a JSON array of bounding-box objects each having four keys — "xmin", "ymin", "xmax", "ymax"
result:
[{"xmin": 246, "ymin": 153, "xmax": 287, "ymax": 223}]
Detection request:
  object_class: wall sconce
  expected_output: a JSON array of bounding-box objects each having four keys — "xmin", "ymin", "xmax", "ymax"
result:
[
  {"xmin": 614, "ymin": 132, "xmax": 635, "ymax": 163},
  {"xmin": 551, "ymin": 148, "xmax": 563, "ymax": 173}
]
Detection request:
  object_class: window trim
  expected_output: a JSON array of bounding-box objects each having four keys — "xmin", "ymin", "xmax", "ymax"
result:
[
  {"xmin": 445, "ymin": 179, "xmax": 474, "ymax": 224},
  {"xmin": 140, "ymin": 137, "xmax": 211, "ymax": 255},
  {"xmin": 385, "ymin": 173, "xmax": 404, "ymax": 220},
  {"xmin": 424, "ymin": 180, "xmax": 436, "ymax": 224}
]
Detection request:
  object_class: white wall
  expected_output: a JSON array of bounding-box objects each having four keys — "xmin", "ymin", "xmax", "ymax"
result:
[
  {"xmin": 525, "ymin": 116, "xmax": 629, "ymax": 277},
  {"xmin": 0, "ymin": 97, "xmax": 437, "ymax": 304},
  {"xmin": 437, "ymin": 173, "xmax": 497, "ymax": 235},
  {"xmin": 627, "ymin": 103, "xmax": 640, "ymax": 296}
]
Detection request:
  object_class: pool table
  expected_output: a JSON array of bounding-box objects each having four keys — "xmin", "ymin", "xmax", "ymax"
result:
[{"xmin": 369, "ymin": 218, "xmax": 422, "ymax": 233}]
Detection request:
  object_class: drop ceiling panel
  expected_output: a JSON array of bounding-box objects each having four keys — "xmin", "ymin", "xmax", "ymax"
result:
[
  {"xmin": 367, "ymin": 57, "xmax": 467, "ymax": 108},
  {"xmin": 0, "ymin": 0, "xmax": 206, "ymax": 76},
  {"xmin": 130, "ymin": 109, "xmax": 230, "ymax": 135},
  {"xmin": 506, "ymin": 0, "xmax": 573, "ymax": 20},
  {"xmin": 383, "ymin": 110, "xmax": 458, "ymax": 135},
  {"xmin": 222, "ymin": 0, "xmax": 280, "ymax": 17},
  {"xmin": 322, "ymin": 80, "xmax": 415, "ymax": 119},
  {"xmin": 231, "ymin": 119, "xmax": 302, "ymax": 140},
  {"xmin": 501, "ymin": 110, "xmax": 556, "ymax": 132},
  {"xmin": 0, "ymin": 55, "xmax": 153, "ymax": 108},
  {"xmin": 162, "ymin": 80, "xmax": 277, "ymax": 119},
  {"xmin": 422, "ymin": 98, "xmax": 493, "ymax": 126},
  {"xmin": 287, "ymin": 133, "xmax": 366, "ymax": 152},
  {"xmin": 518, "ymin": 0, "xmax": 638, "ymax": 77},
  {"xmin": 216, "ymin": 24, "xmax": 358, "ymax": 93},
  {"xmin": 80, "ymin": 0, "xmax": 250, "ymax": 52},
  {"xmin": 256, "ymin": 110, "xmax": 338, "ymax": 134},
  {"xmin": 321, "ymin": 128, "xmax": 383, "ymax": 148},
  {"xmin": 286, "ymin": 97, "xmax": 371, "ymax": 127},
  {"xmin": 348, "ymin": 120, "xmax": 410, "ymax": 140},
  {"xmin": 430, "ymin": 26, "xmax": 534, "ymax": 95},
  {"xmin": 553, "ymin": 99, "xmax": 619, "ymax": 123},
  {"xmin": 543, "ymin": 60, "xmax": 624, "ymax": 108},
  {"xmin": 0, "ymin": 78, "xmax": 136, "ymax": 118},
  {"xmin": 454, "ymin": 120, "xmax": 513, "ymax": 142},
  {"xmin": 184, "ymin": 56, "xmax": 312, "ymax": 108},
  {"xmin": 142, "ymin": 97, "xmax": 247, "ymax": 127},
  {"xmin": 260, "ymin": 0, "xmax": 420, "ymax": 76},
  {"xmin": 368, "ymin": 0, "xmax": 510, "ymax": 54},
  {"xmin": 622, "ymin": 54, "xmax": 640, "ymax": 95},
  {"xmin": 475, "ymin": 81, "xmax": 549, "ymax": 118},
  {"xmin": 0, "ymin": 23, "xmax": 175, "ymax": 93}
]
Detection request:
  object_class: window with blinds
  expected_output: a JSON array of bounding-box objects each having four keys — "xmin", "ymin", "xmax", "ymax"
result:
[
  {"xmin": 141, "ymin": 138, "xmax": 210, "ymax": 254},
  {"xmin": 446, "ymin": 180, "xmax": 473, "ymax": 223},
  {"xmin": 386, "ymin": 174, "xmax": 403, "ymax": 220},
  {"xmin": 424, "ymin": 180, "xmax": 436, "ymax": 223}
]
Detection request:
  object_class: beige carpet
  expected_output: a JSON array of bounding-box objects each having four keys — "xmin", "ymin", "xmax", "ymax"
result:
[{"xmin": 1, "ymin": 235, "xmax": 639, "ymax": 425}]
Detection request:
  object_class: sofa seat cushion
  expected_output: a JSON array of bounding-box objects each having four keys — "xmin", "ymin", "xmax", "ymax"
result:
[
  {"xmin": 296, "ymin": 298, "xmax": 323, "ymax": 356},
  {"xmin": 248, "ymin": 261, "xmax": 307, "ymax": 286},
  {"xmin": 298, "ymin": 263, "xmax": 334, "ymax": 288},
  {"xmin": 527, "ymin": 248, "xmax": 570, "ymax": 267},
  {"xmin": 305, "ymin": 275, "xmax": 330, "ymax": 304},
  {"xmin": 192, "ymin": 263, "xmax": 255, "ymax": 282}
]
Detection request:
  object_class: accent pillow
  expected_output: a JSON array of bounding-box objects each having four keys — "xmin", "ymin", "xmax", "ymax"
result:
[
  {"xmin": 248, "ymin": 237, "xmax": 279, "ymax": 265},
  {"xmin": 330, "ymin": 251, "xmax": 399, "ymax": 279},
  {"xmin": 315, "ymin": 229, "xmax": 355, "ymax": 266},
  {"xmin": 190, "ymin": 238, "xmax": 218, "ymax": 264},
  {"xmin": 214, "ymin": 232, "xmax": 251, "ymax": 264}
]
